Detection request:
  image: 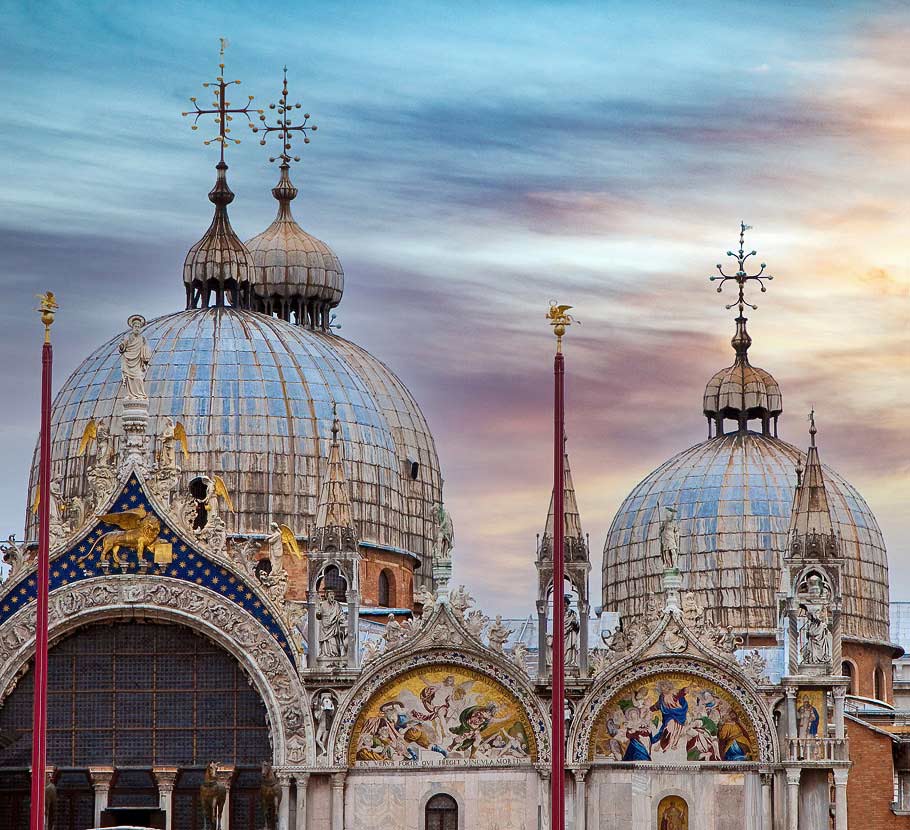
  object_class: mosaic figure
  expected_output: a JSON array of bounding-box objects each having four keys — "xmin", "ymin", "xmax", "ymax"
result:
[
  {"xmin": 591, "ymin": 673, "xmax": 756, "ymax": 763},
  {"xmin": 350, "ymin": 666, "xmax": 534, "ymax": 765}
]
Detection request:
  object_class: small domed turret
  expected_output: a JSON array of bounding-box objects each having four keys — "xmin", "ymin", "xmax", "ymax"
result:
[{"xmin": 245, "ymin": 164, "xmax": 344, "ymax": 330}]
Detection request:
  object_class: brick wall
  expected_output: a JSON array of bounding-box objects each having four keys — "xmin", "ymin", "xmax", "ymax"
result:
[
  {"xmin": 844, "ymin": 642, "xmax": 895, "ymax": 702},
  {"xmin": 846, "ymin": 719, "xmax": 910, "ymax": 829}
]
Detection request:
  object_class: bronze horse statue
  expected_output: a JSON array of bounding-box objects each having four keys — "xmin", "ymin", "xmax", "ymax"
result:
[
  {"xmin": 200, "ymin": 761, "xmax": 226, "ymax": 830},
  {"xmin": 260, "ymin": 762, "xmax": 281, "ymax": 830}
]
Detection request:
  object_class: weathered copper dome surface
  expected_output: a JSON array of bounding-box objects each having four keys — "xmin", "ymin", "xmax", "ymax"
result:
[
  {"xmin": 601, "ymin": 431, "xmax": 889, "ymax": 644},
  {"xmin": 26, "ymin": 308, "xmax": 441, "ymax": 576}
]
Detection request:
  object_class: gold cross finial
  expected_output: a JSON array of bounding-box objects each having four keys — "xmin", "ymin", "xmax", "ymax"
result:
[
  {"xmin": 181, "ymin": 40, "xmax": 263, "ymax": 162},
  {"xmin": 254, "ymin": 67, "xmax": 318, "ymax": 164},
  {"xmin": 709, "ymin": 222, "xmax": 775, "ymax": 316},
  {"xmin": 546, "ymin": 301, "xmax": 575, "ymax": 352}
]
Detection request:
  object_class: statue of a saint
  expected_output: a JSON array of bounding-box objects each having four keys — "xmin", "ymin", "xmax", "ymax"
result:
[
  {"xmin": 266, "ymin": 522, "xmax": 285, "ymax": 574},
  {"xmin": 383, "ymin": 613, "xmax": 404, "ymax": 647},
  {"xmin": 659, "ymin": 506, "xmax": 680, "ymax": 571},
  {"xmin": 432, "ymin": 502, "xmax": 454, "ymax": 564},
  {"xmin": 488, "ymin": 615, "xmax": 512, "ymax": 653},
  {"xmin": 313, "ymin": 692, "xmax": 336, "ymax": 757},
  {"xmin": 449, "ymin": 585, "xmax": 474, "ymax": 617},
  {"xmin": 800, "ymin": 602, "xmax": 832, "ymax": 664},
  {"xmin": 316, "ymin": 590, "xmax": 347, "ymax": 659},
  {"xmin": 119, "ymin": 315, "xmax": 151, "ymax": 400},
  {"xmin": 564, "ymin": 601, "xmax": 581, "ymax": 666}
]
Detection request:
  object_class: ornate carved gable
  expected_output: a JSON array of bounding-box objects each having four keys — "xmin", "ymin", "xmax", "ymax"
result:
[{"xmin": 0, "ymin": 472, "xmax": 297, "ymax": 668}]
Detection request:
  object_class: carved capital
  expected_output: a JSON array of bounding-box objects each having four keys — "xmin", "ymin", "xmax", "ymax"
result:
[
  {"xmin": 785, "ymin": 767, "xmax": 801, "ymax": 786},
  {"xmin": 331, "ymin": 771, "xmax": 346, "ymax": 790},
  {"xmin": 152, "ymin": 766, "xmax": 179, "ymax": 793},
  {"xmin": 89, "ymin": 767, "xmax": 115, "ymax": 789},
  {"xmin": 832, "ymin": 768, "xmax": 849, "ymax": 786}
]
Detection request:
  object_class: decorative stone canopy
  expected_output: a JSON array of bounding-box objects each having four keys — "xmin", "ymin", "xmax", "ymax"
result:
[{"xmin": 245, "ymin": 164, "xmax": 344, "ymax": 330}]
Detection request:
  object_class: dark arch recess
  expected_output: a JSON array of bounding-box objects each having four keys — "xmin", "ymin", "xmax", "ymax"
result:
[{"xmin": 0, "ymin": 620, "xmax": 272, "ymax": 768}]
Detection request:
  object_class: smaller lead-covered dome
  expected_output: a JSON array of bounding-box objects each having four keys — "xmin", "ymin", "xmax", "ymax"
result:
[
  {"xmin": 703, "ymin": 316, "xmax": 782, "ymax": 436},
  {"xmin": 245, "ymin": 164, "xmax": 344, "ymax": 330}
]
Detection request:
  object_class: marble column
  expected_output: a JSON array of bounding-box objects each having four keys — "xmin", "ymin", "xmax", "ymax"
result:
[
  {"xmin": 833, "ymin": 768, "xmax": 849, "ymax": 830},
  {"xmin": 307, "ymin": 590, "xmax": 318, "ymax": 668},
  {"xmin": 536, "ymin": 600, "xmax": 549, "ymax": 679},
  {"xmin": 216, "ymin": 766, "xmax": 235, "ymax": 830},
  {"xmin": 785, "ymin": 688, "xmax": 798, "ymax": 758},
  {"xmin": 785, "ymin": 767, "xmax": 800, "ymax": 830},
  {"xmin": 833, "ymin": 687, "xmax": 846, "ymax": 740},
  {"xmin": 572, "ymin": 769, "xmax": 587, "ymax": 830},
  {"xmin": 89, "ymin": 767, "xmax": 115, "ymax": 828},
  {"xmin": 278, "ymin": 772, "xmax": 292, "ymax": 830},
  {"xmin": 577, "ymin": 600, "xmax": 589, "ymax": 677},
  {"xmin": 295, "ymin": 774, "xmax": 310, "ymax": 830},
  {"xmin": 331, "ymin": 772, "xmax": 346, "ymax": 830},
  {"xmin": 760, "ymin": 773, "xmax": 773, "ymax": 830},
  {"xmin": 538, "ymin": 769, "xmax": 551, "ymax": 830},
  {"xmin": 152, "ymin": 767, "xmax": 179, "ymax": 830}
]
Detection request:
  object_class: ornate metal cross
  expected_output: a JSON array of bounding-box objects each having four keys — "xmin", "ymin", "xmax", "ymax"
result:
[
  {"xmin": 254, "ymin": 67, "xmax": 318, "ymax": 164},
  {"xmin": 709, "ymin": 222, "xmax": 774, "ymax": 314},
  {"xmin": 181, "ymin": 39, "xmax": 262, "ymax": 161}
]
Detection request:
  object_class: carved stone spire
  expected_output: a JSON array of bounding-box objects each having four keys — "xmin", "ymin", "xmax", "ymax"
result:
[
  {"xmin": 787, "ymin": 411, "xmax": 838, "ymax": 559},
  {"xmin": 538, "ymin": 449, "xmax": 587, "ymax": 563},
  {"xmin": 535, "ymin": 438, "xmax": 591, "ymax": 678},
  {"xmin": 309, "ymin": 409, "xmax": 357, "ymax": 552}
]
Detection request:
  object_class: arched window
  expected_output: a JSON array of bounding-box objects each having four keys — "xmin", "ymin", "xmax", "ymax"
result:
[
  {"xmin": 319, "ymin": 565, "xmax": 347, "ymax": 602},
  {"xmin": 425, "ymin": 793, "xmax": 458, "ymax": 830},
  {"xmin": 378, "ymin": 569, "xmax": 395, "ymax": 608},
  {"xmin": 875, "ymin": 665, "xmax": 886, "ymax": 702},
  {"xmin": 841, "ymin": 661, "xmax": 855, "ymax": 695}
]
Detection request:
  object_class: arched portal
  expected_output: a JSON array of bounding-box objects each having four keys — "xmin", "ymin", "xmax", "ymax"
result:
[
  {"xmin": 0, "ymin": 621, "xmax": 273, "ymax": 830},
  {"xmin": 425, "ymin": 793, "xmax": 459, "ymax": 830}
]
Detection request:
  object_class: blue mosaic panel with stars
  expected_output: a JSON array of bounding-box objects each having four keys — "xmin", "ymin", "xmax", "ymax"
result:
[{"xmin": 0, "ymin": 476, "xmax": 296, "ymax": 667}]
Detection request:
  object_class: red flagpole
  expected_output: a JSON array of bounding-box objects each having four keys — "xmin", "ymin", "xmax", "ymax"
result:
[
  {"xmin": 551, "ymin": 346, "xmax": 566, "ymax": 830},
  {"xmin": 548, "ymin": 303, "xmax": 570, "ymax": 830},
  {"xmin": 30, "ymin": 293, "xmax": 57, "ymax": 830}
]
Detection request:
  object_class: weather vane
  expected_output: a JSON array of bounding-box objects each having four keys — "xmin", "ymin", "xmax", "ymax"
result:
[
  {"xmin": 709, "ymin": 222, "xmax": 774, "ymax": 315},
  {"xmin": 181, "ymin": 39, "xmax": 263, "ymax": 162},
  {"xmin": 254, "ymin": 67, "xmax": 317, "ymax": 164},
  {"xmin": 546, "ymin": 301, "xmax": 576, "ymax": 351}
]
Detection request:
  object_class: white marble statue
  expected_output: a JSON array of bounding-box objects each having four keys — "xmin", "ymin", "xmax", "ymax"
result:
[
  {"xmin": 119, "ymin": 314, "xmax": 151, "ymax": 400},
  {"xmin": 449, "ymin": 584, "xmax": 473, "ymax": 617},
  {"xmin": 487, "ymin": 615, "xmax": 512, "ymax": 653},
  {"xmin": 659, "ymin": 505, "xmax": 681, "ymax": 571},
  {"xmin": 432, "ymin": 502, "xmax": 454, "ymax": 565},
  {"xmin": 383, "ymin": 613, "xmax": 404, "ymax": 647},
  {"xmin": 313, "ymin": 692, "xmax": 336, "ymax": 757},
  {"xmin": 564, "ymin": 601, "xmax": 581, "ymax": 666},
  {"xmin": 800, "ymin": 602, "xmax": 832, "ymax": 664},
  {"xmin": 316, "ymin": 590, "xmax": 347, "ymax": 659}
]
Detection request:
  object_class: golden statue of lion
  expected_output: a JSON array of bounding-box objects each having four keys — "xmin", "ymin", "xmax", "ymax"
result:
[{"xmin": 77, "ymin": 505, "xmax": 161, "ymax": 568}]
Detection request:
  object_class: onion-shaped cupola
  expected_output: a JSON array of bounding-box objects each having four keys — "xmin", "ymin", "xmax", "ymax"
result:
[
  {"xmin": 703, "ymin": 222, "xmax": 781, "ymax": 437},
  {"xmin": 180, "ymin": 49, "xmax": 261, "ymax": 310},
  {"xmin": 245, "ymin": 70, "xmax": 344, "ymax": 330}
]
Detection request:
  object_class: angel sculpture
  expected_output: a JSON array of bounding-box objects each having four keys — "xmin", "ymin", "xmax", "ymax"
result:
[
  {"xmin": 194, "ymin": 475, "xmax": 235, "ymax": 529},
  {"xmin": 414, "ymin": 586, "xmax": 436, "ymax": 622},
  {"xmin": 265, "ymin": 522, "xmax": 302, "ymax": 574},
  {"xmin": 77, "ymin": 506, "xmax": 162, "ymax": 569},
  {"xmin": 157, "ymin": 418, "xmax": 189, "ymax": 469}
]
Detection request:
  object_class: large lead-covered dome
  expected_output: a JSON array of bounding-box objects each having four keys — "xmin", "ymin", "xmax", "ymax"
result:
[
  {"xmin": 601, "ymin": 431, "xmax": 889, "ymax": 642},
  {"xmin": 27, "ymin": 307, "xmax": 442, "ymax": 575},
  {"xmin": 603, "ymin": 228, "xmax": 891, "ymax": 645}
]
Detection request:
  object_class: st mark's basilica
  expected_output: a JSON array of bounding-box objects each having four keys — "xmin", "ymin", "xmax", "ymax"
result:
[{"xmin": 0, "ymin": 53, "xmax": 908, "ymax": 830}]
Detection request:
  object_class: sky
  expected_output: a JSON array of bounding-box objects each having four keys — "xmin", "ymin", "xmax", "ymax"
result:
[{"xmin": 0, "ymin": 0, "xmax": 907, "ymax": 616}]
